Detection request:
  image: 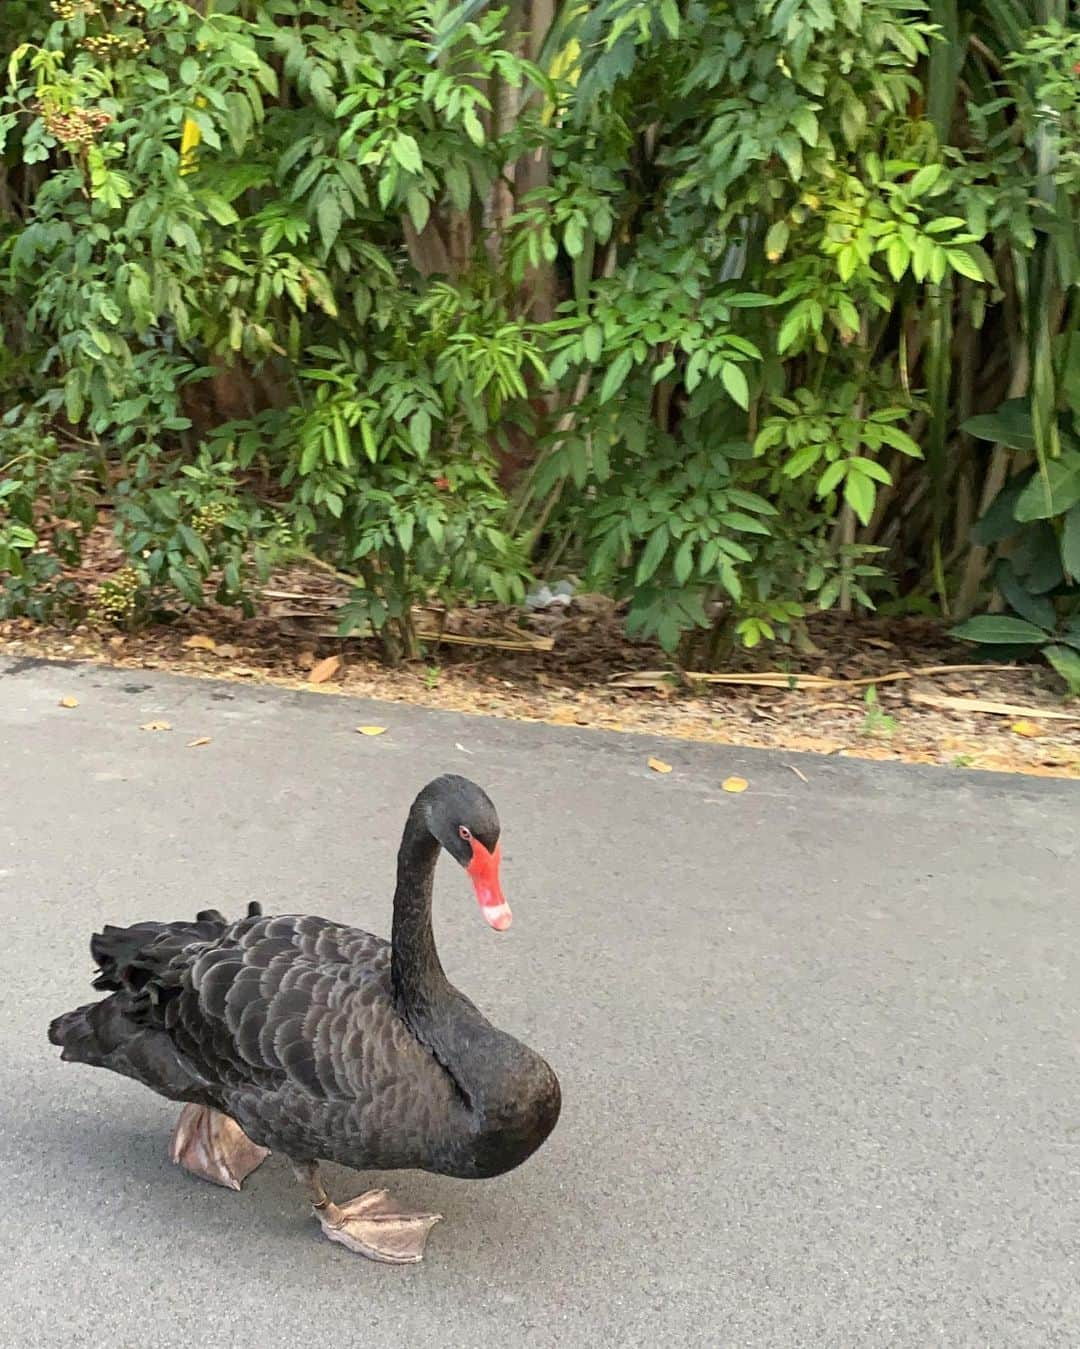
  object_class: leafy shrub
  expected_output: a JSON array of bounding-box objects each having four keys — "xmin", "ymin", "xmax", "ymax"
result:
[{"xmin": 0, "ymin": 0, "xmax": 1077, "ymax": 678}]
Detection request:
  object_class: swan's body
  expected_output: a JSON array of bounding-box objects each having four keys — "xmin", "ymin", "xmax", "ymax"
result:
[{"xmin": 48, "ymin": 776, "xmax": 560, "ymax": 1261}]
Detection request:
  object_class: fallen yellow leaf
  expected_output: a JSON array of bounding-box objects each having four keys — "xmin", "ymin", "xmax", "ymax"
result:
[
  {"xmin": 648, "ymin": 757, "xmax": 672, "ymax": 774},
  {"xmin": 722, "ymin": 776, "xmax": 749, "ymax": 793},
  {"xmin": 183, "ymin": 635, "xmax": 217, "ymax": 651},
  {"xmin": 58, "ymin": 696, "xmax": 78, "ymax": 709},
  {"xmin": 308, "ymin": 654, "xmax": 342, "ymax": 684},
  {"xmin": 356, "ymin": 726, "xmax": 387, "ymax": 736},
  {"xmin": 1010, "ymin": 720, "xmax": 1046, "ymax": 738},
  {"xmin": 140, "ymin": 720, "xmax": 172, "ymax": 732},
  {"xmin": 187, "ymin": 736, "xmax": 212, "ymax": 748}
]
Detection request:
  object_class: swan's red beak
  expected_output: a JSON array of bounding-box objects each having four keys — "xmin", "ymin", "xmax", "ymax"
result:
[{"xmin": 467, "ymin": 838, "xmax": 511, "ymax": 931}]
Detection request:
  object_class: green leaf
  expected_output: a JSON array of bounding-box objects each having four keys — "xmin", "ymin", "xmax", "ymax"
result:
[
  {"xmin": 994, "ymin": 560, "xmax": 1056, "ymax": 630},
  {"xmin": 885, "ymin": 235, "xmax": 910, "ymax": 282},
  {"xmin": 907, "ymin": 164, "xmax": 942, "ymax": 198},
  {"xmin": 406, "ymin": 188, "xmax": 430, "ymax": 234},
  {"xmin": 764, "ymin": 220, "xmax": 789, "ymax": 263},
  {"xmin": 463, "ymin": 107, "xmax": 484, "ymax": 147},
  {"xmin": 718, "ymin": 560, "xmax": 742, "ymax": 603},
  {"xmin": 1044, "ymin": 644, "xmax": 1080, "ymax": 696},
  {"xmin": 949, "ymin": 615, "xmax": 1049, "ymax": 645},
  {"xmin": 817, "ymin": 460, "xmax": 846, "ymax": 496},
  {"xmin": 783, "ymin": 444, "xmax": 822, "ymax": 478},
  {"xmin": 790, "ymin": 106, "xmax": 819, "ymax": 146},
  {"xmin": 844, "ymin": 470, "xmax": 875, "ymax": 526},
  {"xmin": 177, "ymin": 525, "xmax": 211, "ymax": 570},
  {"xmin": 946, "ymin": 248, "xmax": 986, "ymax": 282},
  {"xmin": 599, "ymin": 350, "xmax": 633, "ymax": 404},
  {"xmin": 409, "ymin": 409, "xmax": 431, "ymax": 458},
  {"xmin": 962, "ymin": 400, "xmax": 1033, "ymax": 452},
  {"xmin": 316, "ymin": 195, "xmax": 342, "ymax": 254},
  {"xmin": 1014, "ymin": 452, "xmax": 1080, "ymax": 522},
  {"xmin": 392, "ymin": 133, "xmax": 423, "ymax": 176},
  {"xmin": 583, "ymin": 325, "xmax": 602, "ymax": 363},
  {"xmin": 1062, "ymin": 502, "xmax": 1080, "ymax": 583},
  {"xmin": 1014, "ymin": 521, "xmax": 1064, "ymax": 595},
  {"xmin": 719, "ymin": 512, "xmax": 770, "ymax": 535},
  {"xmin": 725, "ymin": 489, "xmax": 777, "ymax": 515},
  {"xmin": 971, "ymin": 473, "xmax": 1030, "ymax": 546},
  {"xmin": 636, "ymin": 527, "xmax": 669, "ymax": 584},
  {"xmin": 201, "ymin": 193, "xmax": 239, "ymax": 227},
  {"xmin": 673, "ymin": 537, "xmax": 694, "ymax": 585},
  {"xmin": 720, "ymin": 363, "xmax": 749, "ymax": 410}
]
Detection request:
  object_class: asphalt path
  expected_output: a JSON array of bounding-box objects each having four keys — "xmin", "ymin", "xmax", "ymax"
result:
[{"xmin": 1, "ymin": 657, "xmax": 1077, "ymax": 1347}]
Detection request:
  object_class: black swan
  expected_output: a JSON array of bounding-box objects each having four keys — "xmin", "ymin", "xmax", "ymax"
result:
[{"xmin": 48, "ymin": 775, "xmax": 561, "ymax": 1263}]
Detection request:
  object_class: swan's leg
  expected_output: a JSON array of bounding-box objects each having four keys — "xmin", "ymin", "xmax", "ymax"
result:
[
  {"xmin": 169, "ymin": 1104, "xmax": 270, "ymax": 1191},
  {"xmin": 292, "ymin": 1161, "xmax": 441, "ymax": 1265}
]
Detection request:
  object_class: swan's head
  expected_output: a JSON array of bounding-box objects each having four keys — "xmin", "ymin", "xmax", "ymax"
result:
[{"xmin": 425, "ymin": 775, "xmax": 510, "ymax": 932}]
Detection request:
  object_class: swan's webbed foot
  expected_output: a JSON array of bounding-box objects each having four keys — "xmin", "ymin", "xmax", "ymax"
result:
[
  {"xmin": 169, "ymin": 1104, "xmax": 270, "ymax": 1191},
  {"xmin": 294, "ymin": 1163, "xmax": 441, "ymax": 1264}
]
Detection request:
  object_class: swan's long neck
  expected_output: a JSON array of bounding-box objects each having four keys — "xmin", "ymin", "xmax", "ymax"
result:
[
  {"xmin": 389, "ymin": 803, "xmax": 528, "ymax": 1116},
  {"xmin": 390, "ymin": 803, "xmax": 449, "ymax": 1016}
]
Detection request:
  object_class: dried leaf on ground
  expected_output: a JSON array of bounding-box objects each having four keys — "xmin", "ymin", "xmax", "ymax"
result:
[
  {"xmin": 58, "ymin": 696, "xmax": 78, "ymax": 708},
  {"xmin": 648, "ymin": 757, "xmax": 673, "ymax": 774},
  {"xmin": 308, "ymin": 654, "xmax": 342, "ymax": 684},
  {"xmin": 215, "ymin": 643, "xmax": 239, "ymax": 659},
  {"xmin": 355, "ymin": 725, "xmax": 387, "ymax": 736},
  {"xmin": 183, "ymin": 635, "xmax": 217, "ymax": 651},
  {"xmin": 722, "ymin": 776, "xmax": 749, "ymax": 793},
  {"xmin": 140, "ymin": 720, "xmax": 172, "ymax": 731},
  {"xmin": 187, "ymin": 736, "xmax": 212, "ymax": 748},
  {"xmin": 1010, "ymin": 720, "xmax": 1046, "ymax": 738}
]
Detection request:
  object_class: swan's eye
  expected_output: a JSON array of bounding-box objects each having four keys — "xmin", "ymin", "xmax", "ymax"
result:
[{"xmin": 458, "ymin": 825, "xmax": 472, "ymax": 842}]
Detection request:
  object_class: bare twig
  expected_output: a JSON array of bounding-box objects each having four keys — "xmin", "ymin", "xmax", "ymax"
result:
[
  {"xmin": 907, "ymin": 691, "xmax": 1078, "ymax": 721},
  {"xmin": 608, "ymin": 663, "xmax": 1020, "ymax": 691}
]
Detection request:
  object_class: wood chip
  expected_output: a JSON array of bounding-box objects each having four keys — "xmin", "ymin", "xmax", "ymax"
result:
[
  {"xmin": 722, "ymin": 776, "xmax": 749, "ymax": 793},
  {"xmin": 648, "ymin": 757, "xmax": 673, "ymax": 774},
  {"xmin": 58, "ymin": 696, "xmax": 78, "ymax": 708},
  {"xmin": 355, "ymin": 725, "xmax": 387, "ymax": 736},
  {"xmin": 183, "ymin": 635, "xmax": 217, "ymax": 651},
  {"xmin": 907, "ymin": 691, "xmax": 1078, "ymax": 721},
  {"xmin": 307, "ymin": 654, "xmax": 342, "ymax": 684},
  {"xmin": 140, "ymin": 720, "xmax": 172, "ymax": 731},
  {"xmin": 187, "ymin": 736, "xmax": 212, "ymax": 748}
]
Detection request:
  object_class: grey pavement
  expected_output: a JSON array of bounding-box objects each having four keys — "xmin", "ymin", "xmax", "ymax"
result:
[{"xmin": 1, "ymin": 657, "xmax": 1078, "ymax": 1348}]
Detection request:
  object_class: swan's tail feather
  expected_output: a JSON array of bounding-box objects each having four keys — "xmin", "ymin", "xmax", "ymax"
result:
[
  {"xmin": 88, "ymin": 901, "xmax": 263, "ymax": 992},
  {"xmin": 49, "ymin": 901, "xmax": 263, "ymax": 1095}
]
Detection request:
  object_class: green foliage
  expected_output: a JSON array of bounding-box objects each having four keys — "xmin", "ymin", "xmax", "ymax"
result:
[
  {"xmin": 0, "ymin": 0, "xmax": 539, "ymax": 653},
  {"xmin": 0, "ymin": 406, "xmax": 91, "ymax": 620},
  {"xmin": 0, "ymin": 0, "xmax": 1077, "ymax": 678}
]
